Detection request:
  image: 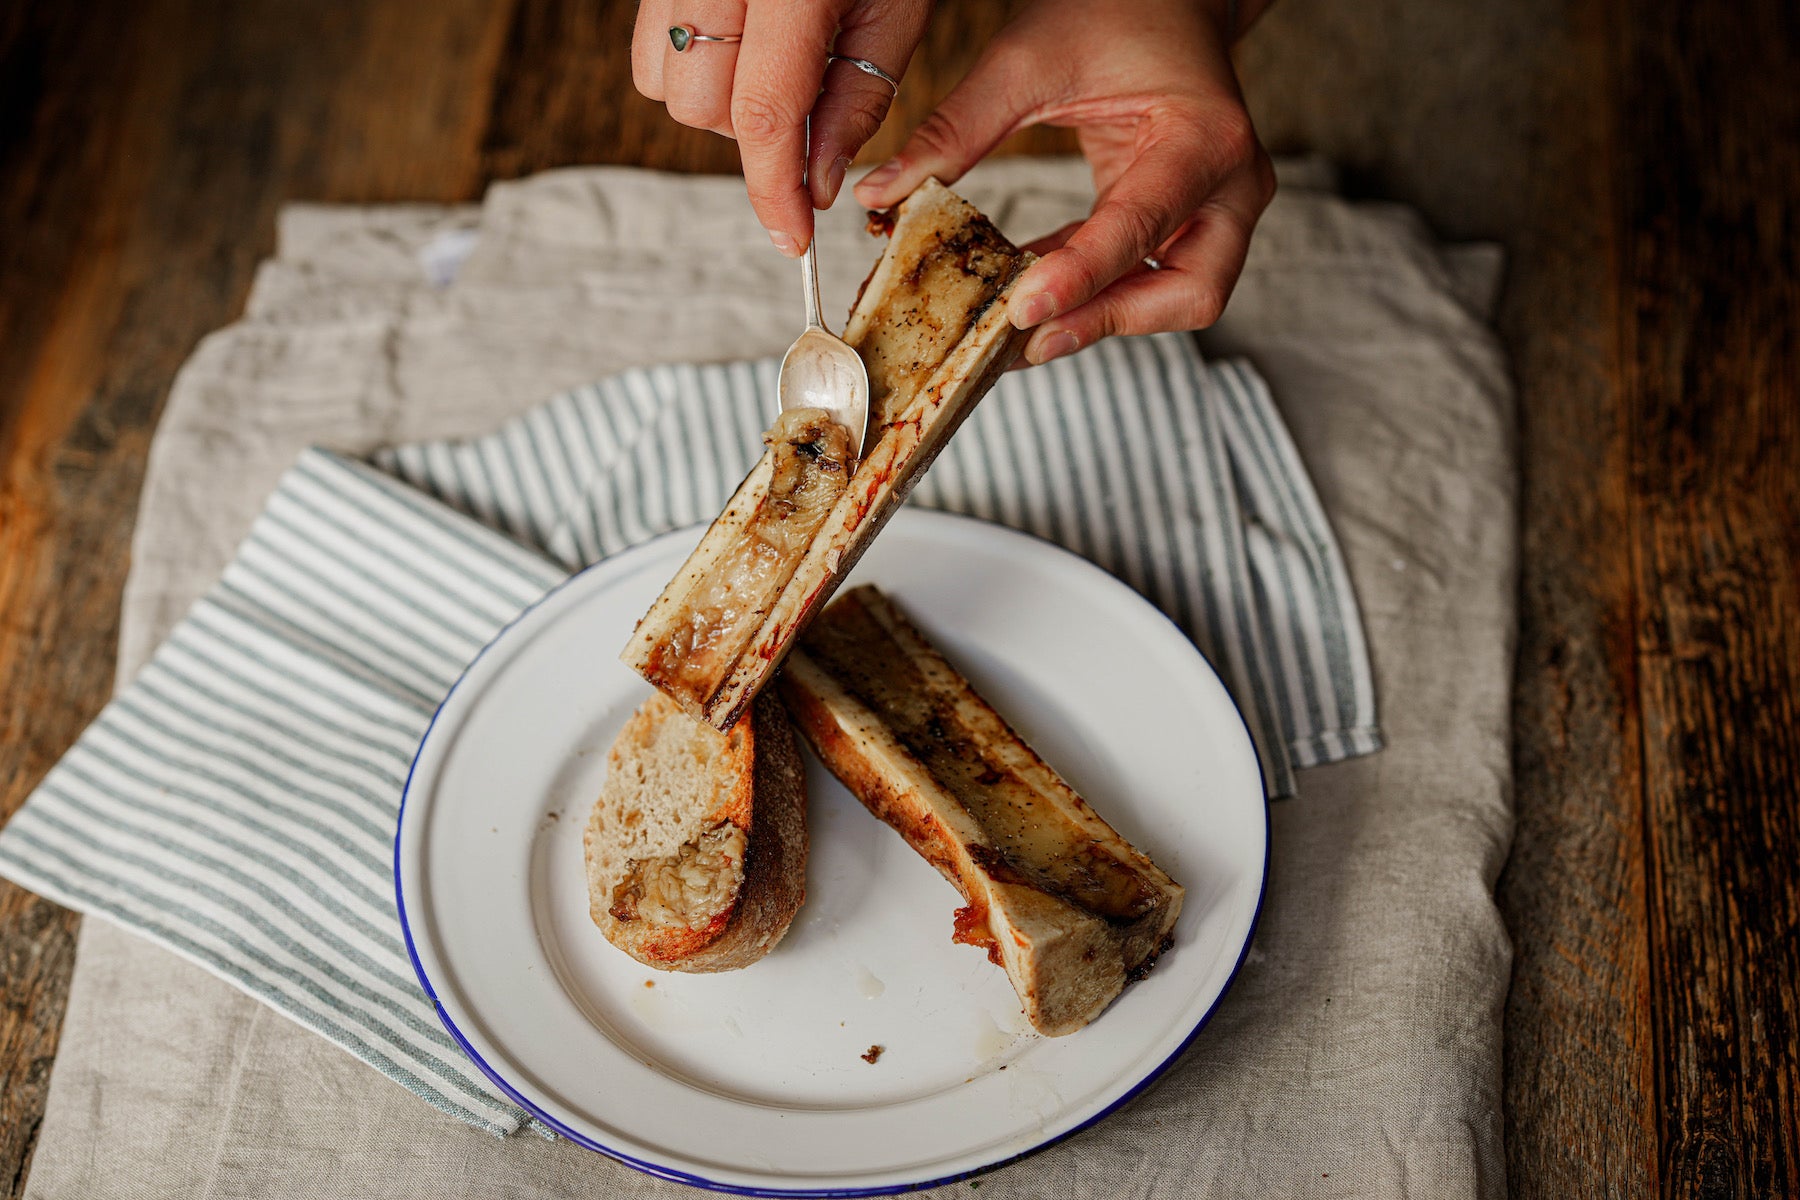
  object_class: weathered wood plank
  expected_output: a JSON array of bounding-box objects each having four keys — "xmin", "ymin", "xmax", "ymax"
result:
[
  {"xmin": 1492, "ymin": 0, "xmax": 1664, "ymax": 1186},
  {"xmin": 0, "ymin": 2, "xmax": 513, "ymax": 1194},
  {"xmin": 481, "ymin": 0, "xmax": 741, "ymax": 179},
  {"xmin": 1, "ymin": 4, "xmax": 157, "ymax": 1191},
  {"xmin": 12, "ymin": 1, "xmax": 1798, "ymax": 1197},
  {"xmin": 0, "ymin": 7, "xmax": 1063, "ymax": 1194},
  {"xmin": 1619, "ymin": 3, "xmax": 1800, "ymax": 1195},
  {"xmin": 477, "ymin": 0, "xmax": 1070, "ymax": 183},
  {"xmin": 1240, "ymin": 2, "xmax": 1660, "ymax": 1194}
]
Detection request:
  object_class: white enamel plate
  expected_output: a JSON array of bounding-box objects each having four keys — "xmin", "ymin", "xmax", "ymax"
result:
[{"xmin": 397, "ymin": 509, "xmax": 1267, "ymax": 1195}]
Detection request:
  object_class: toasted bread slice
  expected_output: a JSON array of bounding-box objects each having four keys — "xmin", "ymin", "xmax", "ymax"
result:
[
  {"xmin": 622, "ymin": 179, "xmax": 1035, "ymax": 731},
  {"xmin": 584, "ymin": 692, "xmax": 808, "ymax": 972},
  {"xmin": 778, "ymin": 586, "xmax": 1184, "ymax": 1035}
]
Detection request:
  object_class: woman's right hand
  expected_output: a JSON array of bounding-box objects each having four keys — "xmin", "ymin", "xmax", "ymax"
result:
[
  {"xmin": 632, "ymin": 0, "xmax": 934, "ymax": 256},
  {"xmin": 854, "ymin": 0, "xmax": 1275, "ymax": 365}
]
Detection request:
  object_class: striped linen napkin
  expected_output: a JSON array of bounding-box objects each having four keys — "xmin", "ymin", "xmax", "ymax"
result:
[{"xmin": 0, "ymin": 335, "xmax": 1378, "ymax": 1136}]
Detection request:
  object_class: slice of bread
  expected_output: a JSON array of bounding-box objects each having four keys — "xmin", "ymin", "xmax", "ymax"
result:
[{"xmin": 584, "ymin": 692, "xmax": 808, "ymax": 972}]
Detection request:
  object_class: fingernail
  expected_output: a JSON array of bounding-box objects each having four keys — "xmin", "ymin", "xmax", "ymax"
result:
[
  {"xmin": 769, "ymin": 230, "xmax": 800, "ymax": 257},
  {"xmin": 1030, "ymin": 330, "xmax": 1080, "ymax": 365},
  {"xmin": 1012, "ymin": 291, "xmax": 1055, "ymax": 329},
  {"xmin": 855, "ymin": 160, "xmax": 902, "ymax": 195},
  {"xmin": 824, "ymin": 156, "xmax": 851, "ymax": 207}
]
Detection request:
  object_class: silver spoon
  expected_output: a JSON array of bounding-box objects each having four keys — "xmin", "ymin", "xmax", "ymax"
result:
[{"xmin": 775, "ymin": 228, "xmax": 871, "ymax": 467}]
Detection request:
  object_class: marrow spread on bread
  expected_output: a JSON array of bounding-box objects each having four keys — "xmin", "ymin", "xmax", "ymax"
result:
[
  {"xmin": 623, "ymin": 180, "xmax": 1035, "ymax": 730},
  {"xmin": 609, "ymin": 819, "xmax": 748, "ymax": 930},
  {"xmin": 779, "ymin": 586, "xmax": 1184, "ymax": 1036}
]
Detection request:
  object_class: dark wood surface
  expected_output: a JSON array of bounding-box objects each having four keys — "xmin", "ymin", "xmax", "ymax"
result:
[
  {"xmin": 1239, "ymin": 2, "xmax": 1666, "ymax": 1193},
  {"xmin": 1621, "ymin": 5, "xmax": 1800, "ymax": 1193},
  {"xmin": 2, "ymin": 1, "xmax": 1796, "ymax": 1196}
]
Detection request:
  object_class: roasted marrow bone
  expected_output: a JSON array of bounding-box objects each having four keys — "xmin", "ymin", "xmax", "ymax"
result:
[
  {"xmin": 638, "ymin": 408, "xmax": 851, "ymax": 703},
  {"xmin": 623, "ymin": 179, "xmax": 1035, "ymax": 729},
  {"xmin": 778, "ymin": 586, "xmax": 1185, "ymax": 1036}
]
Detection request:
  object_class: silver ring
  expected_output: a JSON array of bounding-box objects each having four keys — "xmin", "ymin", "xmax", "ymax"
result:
[
  {"xmin": 1143, "ymin": 255, "xmax": 1165, "ymax": 271},
  {"xmin": 827, "ymin": 54, "xmax": 900, "ymax": 97},
  {"xmin": 668, "ymin": 25, "xmax": 740, "ymax": 51}
]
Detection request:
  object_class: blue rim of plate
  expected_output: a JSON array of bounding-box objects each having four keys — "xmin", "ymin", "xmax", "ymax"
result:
[{"xmin": 395, "ymin": 508, "xmax": 1271, "ymax": 1197}]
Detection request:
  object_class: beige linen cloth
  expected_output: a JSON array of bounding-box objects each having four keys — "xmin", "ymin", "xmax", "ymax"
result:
[{"xmin": 23, "ymin": 158, "xmax": 1515, "ymax": 1199}]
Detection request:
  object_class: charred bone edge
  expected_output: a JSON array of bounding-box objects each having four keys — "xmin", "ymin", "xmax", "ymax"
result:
[
  {"xmin": 777, "ymin": 588, "xmax": 1185, "ymax": 1036},
  {"xmin": 621, "ymin": 178, "xmax": 1035, "ymax": 731}
]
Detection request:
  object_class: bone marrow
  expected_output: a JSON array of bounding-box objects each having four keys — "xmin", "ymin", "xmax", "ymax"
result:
[
  {"xmin": 608, "ymin": 819, "xmax": 748, "ymax": 930},
  {"xmin": 778, "ymin": 586, "xmax": 1185, "ymax": 1036},
  {"xmin": 623, "ymin": 180, "xmax": 1035, "ymax": 729},
  {"xmin": 639, "ymin": 408, "xmax": 851, "ymax": 703}
]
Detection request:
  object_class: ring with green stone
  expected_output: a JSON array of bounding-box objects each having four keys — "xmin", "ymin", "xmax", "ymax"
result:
[{"xmin": 668, "ymin": 25, "xmax": 741, "ymax": 51}]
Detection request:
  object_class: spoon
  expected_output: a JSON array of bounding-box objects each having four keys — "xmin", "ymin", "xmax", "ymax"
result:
[{"xmin": 776, "ymin": 230, "xmax": 871, "ymax": 467}]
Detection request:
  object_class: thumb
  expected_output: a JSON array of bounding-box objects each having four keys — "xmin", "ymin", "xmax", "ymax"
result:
[{"xmin": 852, "ymin": 43, "xmax": 1048, "ymax": 208}]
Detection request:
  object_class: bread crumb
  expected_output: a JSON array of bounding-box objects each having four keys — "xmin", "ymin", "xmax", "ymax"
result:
[
  {"xmin": 861, "ymin": 1044, "xmax": 884, "ymax": 1064},
  {"xmin": 643, "ymin": 980, "xmax": 655, "ymax": 988}
]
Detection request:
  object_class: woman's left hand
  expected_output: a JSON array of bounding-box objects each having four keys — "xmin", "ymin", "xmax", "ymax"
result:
[{"xmin": 854, "ymin": 0, "xmax": 1276, "ymax": 365}]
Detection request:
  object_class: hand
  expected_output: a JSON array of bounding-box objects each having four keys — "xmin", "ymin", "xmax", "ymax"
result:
[
  {"xmin": 632, "ymin": 0, "xmax": 933, "ymax": 255},
  {"xmin": 854, "ymin": 0, "xmax": 1276, "ymax": 365}
]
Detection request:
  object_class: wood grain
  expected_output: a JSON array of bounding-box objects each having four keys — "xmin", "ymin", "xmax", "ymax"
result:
[
  {"xmin": 0, "ymin": 0, "xmax": 510, "ymax": 1191},
  {"xmin": 1, "ymin": 3, "xmax": 154, "ymax": 1188},
  {"xmin": 1241, "ymin": 4, "xmax": 1658, "ymax": 1185},
  {"xmin": 1621, "ymin": 2, "xmax": 1800, "ymax": 1194},
  {"xmin": 476, "ymin": 0, "xmax": 1069, "ymax": 182},
  {"xmin": 0, "ymin": 5, "xmax": 1058, "ymax": 1193},
  {"xmin": 1478, "ymin": 3, "xmax": 1661, "ymax": 1194},
  {"xmin": 481, "ymin": 0, "xmax": 742, "ymax": 180},
  {"xmin": 4, "ymin": 0, "xmax": 1799, "ymax": 1197},
  {"xmin": 1489, "ymin": 0, "xmax": 1664, "ymax": 1190}
]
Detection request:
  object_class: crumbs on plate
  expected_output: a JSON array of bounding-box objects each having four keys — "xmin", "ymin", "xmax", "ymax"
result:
[{"xmin": 861, "ymin": 1044, "xmax": 884, "ymax": 1064}]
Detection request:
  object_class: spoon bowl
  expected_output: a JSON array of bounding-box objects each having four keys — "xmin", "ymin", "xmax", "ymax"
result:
[{"xmin": 777, "ymin": 240, "xmax": 870, "ymax": 465}]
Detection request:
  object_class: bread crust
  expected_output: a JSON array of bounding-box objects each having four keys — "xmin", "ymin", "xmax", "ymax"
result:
[{"xmin": 584, "ymin": 693, "xmax": 808, "ymax": 972}]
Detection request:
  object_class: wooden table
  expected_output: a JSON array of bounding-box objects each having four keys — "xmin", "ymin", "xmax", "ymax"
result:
[{"xmin": 2, "ymin": 1, "xmax": 1795, "ymax": 1194}]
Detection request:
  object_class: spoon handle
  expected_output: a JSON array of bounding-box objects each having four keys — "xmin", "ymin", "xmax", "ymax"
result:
[
  {"xmin": 797, "ymin": 113, "xmax": 829, "ymax": 334},
  {"xmin": 801, "ymin": 238, "xmax": 827, "ymax": 332}
]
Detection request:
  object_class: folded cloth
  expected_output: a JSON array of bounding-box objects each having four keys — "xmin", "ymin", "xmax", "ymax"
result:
[
  {"xmin": 0, "ymin": 323, "xmax": 1376, "ymax": 1135},
  {"xmin": 13, "ymin": 159, "xmax": 1516, "ymax": 1200},
  {"xmin": 373, "ymin": 343, "xmax": 1378, "ymax": 789}
]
